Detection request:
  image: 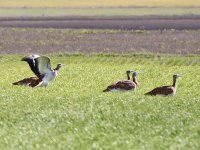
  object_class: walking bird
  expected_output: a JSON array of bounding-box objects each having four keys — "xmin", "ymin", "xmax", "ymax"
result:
[
  {"xmin": 13, "ymin": 54, "xmax": 62, "ymax": 87},
  {"xmin": 144, "ymin": 74, "xmax": 181, "ymax": 96},
  {"xmin": 103, "ymin": 71, "xmax": 139, "ymax": 92}
]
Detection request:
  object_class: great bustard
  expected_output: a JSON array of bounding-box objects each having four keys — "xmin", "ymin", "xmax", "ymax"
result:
[
  {"xmin": 103, "ymin": 71, "xmax": 139, "ymax": 92},
  {"xmin": 13, "ymin": 54, "xmax": 62, "ymax": 87},
  {"xmin": 144, "ymin": 74, "xmax": 181, "ymax": 96}
]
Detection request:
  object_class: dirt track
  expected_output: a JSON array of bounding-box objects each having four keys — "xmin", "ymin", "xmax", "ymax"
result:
[{"xmin": 0, "ymin": 16, "xmax": 200, "ymax": 30}]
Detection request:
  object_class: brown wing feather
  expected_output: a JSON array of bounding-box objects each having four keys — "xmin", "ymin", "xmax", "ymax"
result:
[
  {"xmin": 115, "ymin": 80, "xmax": 136, "ymax": 90},
  {"xmin": 145, "ymin": 86, "xmax": 175, "ymax": 96},
  {"xmin": 103, "ymin": 83, "xmax": 117, "ymax": 92},
  {"xmin": 13, "ymin": 77, "xmax": 42, "ymax": 87},
  {"xmin": 103, "ymin": 80, "xmax": 136, "ymax": 92}
]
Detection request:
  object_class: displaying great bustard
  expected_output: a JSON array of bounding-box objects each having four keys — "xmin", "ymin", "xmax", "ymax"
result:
[
  {"xmin": 103, "ymin": 71, "xmax": 139, "ymax": 92},
  {"xmin": 13, "ymin": 54, "xmax": 62, "ymax": 87},
  {"xmin": 144, "ymin": 74, "xmax": 181, "ymax": 96}
]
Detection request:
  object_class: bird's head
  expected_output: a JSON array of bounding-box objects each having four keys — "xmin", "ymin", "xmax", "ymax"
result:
[
  {"xmin": 132, "ymin": 71, "xmax": 139, "ymax": 77},
  {"xmin": 173, "ymin": 74, "xmax": 181, "ymax": 80},
  {"xmin": 55, "ymin": 63, "xmax": 63, "ymax": 70},
  {"xmin": 126, "ymin": 70, "xmax": 132, "ymax": 75}
]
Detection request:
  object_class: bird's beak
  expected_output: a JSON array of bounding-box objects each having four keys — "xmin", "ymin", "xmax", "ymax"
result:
[{"xmin": 135, "ymin": 71, "xmax": 140, "ymax": 74}]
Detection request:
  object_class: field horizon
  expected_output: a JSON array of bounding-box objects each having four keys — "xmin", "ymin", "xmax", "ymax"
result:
[
  {"xmin": 0, "ymin": 0, "xmax": 200, "ymax": 146},
  {"xmin": 0, "ymin": 0, "xmax": 200, "ymax": 7},
  {"xmin": 1, "ymin": 7, "xmax": 200, "ymax": 18}
]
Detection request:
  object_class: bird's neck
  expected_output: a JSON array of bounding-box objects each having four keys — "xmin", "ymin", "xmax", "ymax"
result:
[
  {"xmin": 54, "ymin": 66, "xmax": 61, "ymax": 71},
  {"xmin": 53, "ymin": 69, "xmax": 58, "ymax": 76},
  {"xmin": 127, "ymin": 74, "xmax": 130, "ymax": 80},
  {"xmin": 172, "ymin": 78, "xmax": 177, "ymax": 87},
  {"xmin": 133, "ymin": 77, "xmax": 138, "ymax": 85}
]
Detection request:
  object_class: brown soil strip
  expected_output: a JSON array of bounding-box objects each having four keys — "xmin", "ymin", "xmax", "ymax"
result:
[
  {"xmin": 0, "ymin": 16, "xmax": 200, "ymax": 30},
  {"xmin": 0, "ymin": 29, "xmax": 199, "ymax": 54}
]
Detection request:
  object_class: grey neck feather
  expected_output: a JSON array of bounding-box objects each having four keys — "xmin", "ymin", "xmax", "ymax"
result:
[
  {"xmin": 133, "ymin": 76, "xmax": 138, "ymax": 85},
  {"xmin": 54, "ymin": 65, "xmax": 61, "ymax": 71},
  {"xmin": 172, "ymin": 77, "xmax": 177, "ymax": 87},
  {"xmin": 127, "ymin": 73, "xmax": 130, "ymax": 80}
]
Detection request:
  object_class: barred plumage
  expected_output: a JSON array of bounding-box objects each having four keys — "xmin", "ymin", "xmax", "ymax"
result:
[
  {"xmin": 103, "ymin": 71, "xmax": 139, "ymax": 92},
  {"xmin": 145, "ymin": 74, "xmax": 181, "ymax": 96}
]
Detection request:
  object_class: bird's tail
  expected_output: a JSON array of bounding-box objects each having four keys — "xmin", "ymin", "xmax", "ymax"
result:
[
  {"xmin": 12, "ymin": 82, "xmax": 18, "ymax": 85},
  {"xmin": 144, "ymin": 91, "xmax": 154, "ymax": 96},
  {"xmin": 103, "ymin": 88, "xmax": 110, "ymax": 92}
]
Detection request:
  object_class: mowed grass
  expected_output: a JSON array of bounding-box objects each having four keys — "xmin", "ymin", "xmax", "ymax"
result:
[
  {"xmin": 1, "ymin": 7, "xmax": 200, "ymax": 17},
  {"xmin": 0, "ymin": 0, "xmax": 199, "ymax": 7},
  {"xmin": 0, "ymin": 54, "xmax": 200, "ymax": 149}
]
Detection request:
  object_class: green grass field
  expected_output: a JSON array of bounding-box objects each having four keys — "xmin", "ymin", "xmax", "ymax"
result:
[
  {"xmin": 0, "ymin": 54, "xmax": 200, "ymax": 149},
  {"xmin": 0, "ymin": 0, "xmax": 199, "ymax": 7},
  {"xmin": 1, "ymin": 0, "xmax": 200, "ymax": 17},
  {"xmin": 1, "ymin": 7, "xmax": 200, "ymax": 17}
]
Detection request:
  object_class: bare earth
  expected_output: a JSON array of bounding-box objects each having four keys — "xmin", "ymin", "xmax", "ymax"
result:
[
  {"xmin": 0, "ymin": 28, "xmax": 200, "ymax": 55},
  {"xmin": 0, "ymin": 16, "xmax": 200, "ymax": 54},
  {"xmin": 0, "ymin": 16, "xmax": 200, "ymax": 30}
]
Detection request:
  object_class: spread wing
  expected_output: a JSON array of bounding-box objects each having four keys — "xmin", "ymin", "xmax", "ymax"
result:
[
  {"xmin": 35, "ymin": 56, "xmax": 53, "ymax": 77},
  {"xmin": 22, "ymin": 54, "xmax": 42, "ymax": 78}
]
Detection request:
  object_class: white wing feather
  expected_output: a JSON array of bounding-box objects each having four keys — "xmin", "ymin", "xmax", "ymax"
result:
[{"xmin": 35, "ymin": 56, "xmax": 53, "ymax": 76}]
